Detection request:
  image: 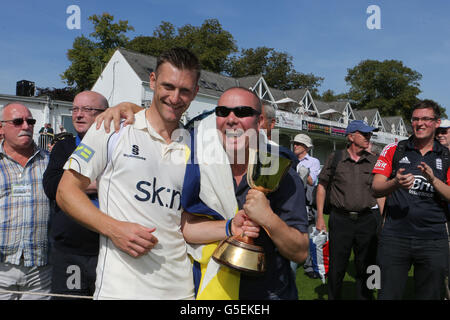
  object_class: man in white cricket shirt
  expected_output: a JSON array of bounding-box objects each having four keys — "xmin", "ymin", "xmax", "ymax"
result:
[{"xmin": 56, "ymin": 48, "xmax": 201, "ymax": 300}]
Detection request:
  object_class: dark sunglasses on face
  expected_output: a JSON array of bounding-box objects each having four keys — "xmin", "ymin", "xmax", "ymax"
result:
[
  {"xmin": 436, "ymin": 128, "xmax": 448, "ymax": 135},
  {"xmin": 1, "ymin": 118, "xmax": 36, "ymax": 126},
  {"xmin": 215, "ymin": 106, "xmax": 261, "ymax": 118},
  {"xmin": 356, "ymin": 131, "xmax": 373, "ymax": 138}
]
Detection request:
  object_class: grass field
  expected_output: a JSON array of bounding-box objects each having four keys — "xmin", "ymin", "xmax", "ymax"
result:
[{"xmin": 295, "ymin": 214, "xmax": 416, "ymax": 300}]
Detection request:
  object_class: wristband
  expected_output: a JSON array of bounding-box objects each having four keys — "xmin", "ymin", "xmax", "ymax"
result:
[{"xmin": 225, "ymin": 218, "xmax": 233, "ymax": 237}]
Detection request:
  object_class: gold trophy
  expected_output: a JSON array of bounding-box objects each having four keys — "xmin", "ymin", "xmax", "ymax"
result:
[{"xmin": 212, "ymin": 148, "xmax": 292, "ymax": 274}]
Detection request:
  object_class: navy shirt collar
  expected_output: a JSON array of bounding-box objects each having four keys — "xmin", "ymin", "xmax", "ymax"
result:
[{"xmin": 407, "ymin": 135, "xmax": 447, "ymax": 155}]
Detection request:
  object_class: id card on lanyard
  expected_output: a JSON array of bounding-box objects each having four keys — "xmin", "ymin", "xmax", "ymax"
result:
[
  {"xmin": 12, "ymin": 183, "xmax": 32, "ymax": 197},
  {"xmin": 12, "ymin": 167, "xmax": 32, "ymax": 197}
]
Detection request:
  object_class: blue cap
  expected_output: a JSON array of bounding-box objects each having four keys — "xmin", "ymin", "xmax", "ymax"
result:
[{"xmin": 345, "ymin": 120, "xmax": 379, "ymax": 135}]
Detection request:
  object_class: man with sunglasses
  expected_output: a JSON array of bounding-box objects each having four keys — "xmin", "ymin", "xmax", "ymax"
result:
[
  {"xmin": 316, "ymin": 120, "xmax": 382, "ymax": 300},
  {"xmin": 212, "ymin": 87, "xmax": 309, "ymax": 299},
  {"xmin": 436, "ymin": 119, "xmax": 450, "ymax": 150},
  {"xmin": 43, "ymin": 91, "xmax": 108, "ymax": 299},
  {"xmin": 0, "ymin": 103, "xmax": 52, "ymax": 299},
  {"xmin": 373, "ymin": 100, "xmax": 450, "ymax": 299}
]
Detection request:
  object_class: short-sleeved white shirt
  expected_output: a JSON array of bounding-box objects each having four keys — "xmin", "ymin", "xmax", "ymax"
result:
[{"xmin": 63, "ymin": 110, "xmax": 194, "ymax": 300}]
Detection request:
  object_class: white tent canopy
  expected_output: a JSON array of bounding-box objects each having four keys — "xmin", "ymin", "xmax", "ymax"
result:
[
  {"xmin": 319, "ymin": 108, "xmax": 341, "ymax": 116},
  {"xmin": 274, "ymin": 97, "xmax": 298, "ymax": 104}
]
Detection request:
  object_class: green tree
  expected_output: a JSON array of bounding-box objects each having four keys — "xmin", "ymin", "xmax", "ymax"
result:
[
  {"xmin": 225, "ymin": 47, "xmax": 323, "ymax": 94},
  {"xmin": 88, "ymin": 14, "xmax": 134, "ymax": 50},
  {"xmin": 127, "ymin": 19, "xmax": 237, "ymax": 73},
  {"xmin": 319, "ymin": 89, "xmax": 348, "ymax": 102},
  {"xmin": 62, "ymin": 13, "xmax": 134, "ymax": 91},
  {"xmin": 345, "ymin": 59, "xmax": 422, "ymax": 120},
  {"xmin": 224, "ymin": 47, "xmax": 271, "ymax": 77},
  {"xmin": 126, "ymin": 22, "xmax": 178, "ymax": 57},
  {"xmin": 320, "ymin": 89, "xmax": 338, "ymax": 102},
  {"xmin": 178, "ymin": 19, "xmax": 237, "ymax": 73}
]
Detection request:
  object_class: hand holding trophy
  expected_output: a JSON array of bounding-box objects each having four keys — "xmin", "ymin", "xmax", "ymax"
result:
[{"xmin": 212, "ymin": 148, "xmax": 292, "ymax": 274}]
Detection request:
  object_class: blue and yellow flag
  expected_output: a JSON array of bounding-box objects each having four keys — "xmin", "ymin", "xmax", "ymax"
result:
[{"xmin": 181, "ymin": 113, "xmax": 240, "ymax": 300}]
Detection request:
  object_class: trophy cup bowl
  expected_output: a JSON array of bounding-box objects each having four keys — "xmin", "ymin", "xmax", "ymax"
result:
[{"xmin": 212, "ymin": 148, "xmax": 292, "ymax": 274}]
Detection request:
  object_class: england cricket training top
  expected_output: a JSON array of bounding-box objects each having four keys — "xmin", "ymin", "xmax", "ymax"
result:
[
  {"xmin": 63, "ymin": 110, "xmax": 194, "ymax": 300},
  {"xmin": 372, "ymin": 137, "xmax": 450, "ymax": 239}
]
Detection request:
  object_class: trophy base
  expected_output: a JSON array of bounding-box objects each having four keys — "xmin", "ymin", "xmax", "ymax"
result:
[{"xmin": 212, "ymin": 236, "xmax": 266, "ymax": 275}]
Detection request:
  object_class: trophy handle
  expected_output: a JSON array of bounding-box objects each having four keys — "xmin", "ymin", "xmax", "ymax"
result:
[
  {"xmin": 239, "ymin": 207, "xmax": 271, "ymax": 241},
  {"xmin": 249, "ymin": 186, "xmax": 272, "ymax": 238},
  {"xmin": 235, "ymin": 233, "xmax": 254, "ymax": 245}
]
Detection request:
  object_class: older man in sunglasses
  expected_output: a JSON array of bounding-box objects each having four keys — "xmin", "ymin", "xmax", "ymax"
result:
[
  {"xmin": 211, "ymin": 87, "xmax": 309, "ymax": 299},
  {"xmin": 436, "ymin": 119, "xmax": 450, "ymax": 150},
  {"xmin": 0, "ymin": 103, "xmax": 52, "ymax": 299}
]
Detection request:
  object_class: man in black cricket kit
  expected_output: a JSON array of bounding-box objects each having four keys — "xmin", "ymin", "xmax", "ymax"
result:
[{"xmin": 373, "ymin": 100, "xmax": 450, "ymax": 300}]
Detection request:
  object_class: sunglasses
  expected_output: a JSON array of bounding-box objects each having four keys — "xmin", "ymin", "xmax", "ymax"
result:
[
  {"xmin": 436, "ymin": 128, "xmax": 448, "ymax": 135},
  {"xmin": 355, "ymin": 131, "xmax": 373, "ymax": 138},
  {"xmin": 215, "ymin": 106, "xmax": 261, "ymax": 118},
  {"xmin": 1, "ymin": 118, "xmax": 36, "ymax": 126}
]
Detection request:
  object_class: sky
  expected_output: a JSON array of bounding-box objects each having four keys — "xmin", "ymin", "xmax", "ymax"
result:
[{"xmin": 1, "ymin": 0, "xmax": 449, "ymax": 116}]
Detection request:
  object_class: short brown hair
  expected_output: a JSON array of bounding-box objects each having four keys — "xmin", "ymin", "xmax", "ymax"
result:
[
  {"xmin": 155, "ymin": 47, "xmax": 201, "ymax": 82},
  {"xmin": 412, "ymin": 99, "xmax": 441, "ymax": 119}
]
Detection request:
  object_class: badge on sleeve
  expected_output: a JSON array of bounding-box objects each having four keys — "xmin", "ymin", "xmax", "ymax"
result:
[{"xmin": 74, "ymin": 143, "xmax": 95, "ymax": 162}]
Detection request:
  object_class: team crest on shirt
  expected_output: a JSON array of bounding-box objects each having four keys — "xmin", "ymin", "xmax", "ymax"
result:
[
  {"xmin": 74, "ymin": 143, "xmax": 95, "ymax": 162},
  {"xmin": 436, "ymin": 158, "xmax": 442, "ymax": 170},
  {"xmin": 123, "ymin": 144, "xmax": 146, "ymax": 161},
  {"xmin": 132, "ymin": 145, "xmax": 139, "ymax": 155}
]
